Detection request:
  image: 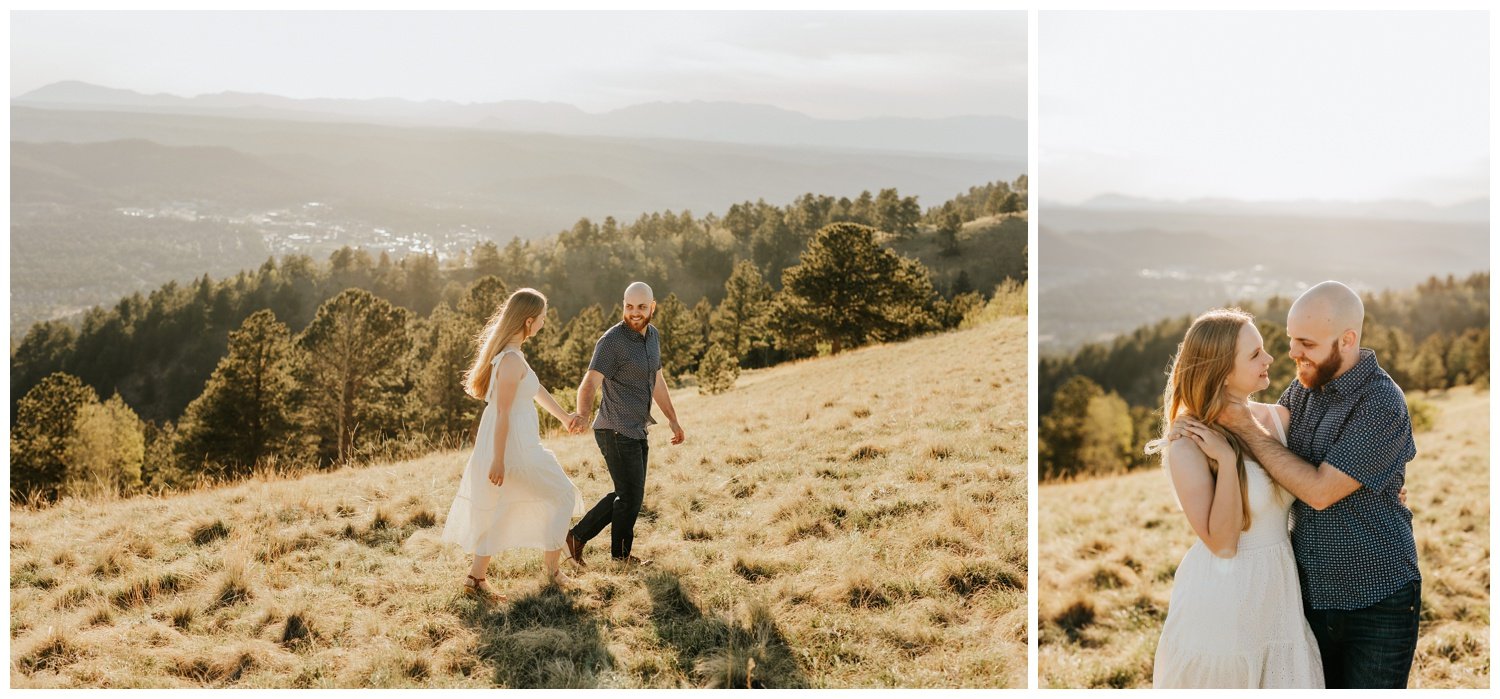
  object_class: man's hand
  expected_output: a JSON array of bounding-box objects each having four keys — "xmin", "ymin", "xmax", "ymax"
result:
[
  {"xmin": 669, "ymin": 420, "xmax": 685, "ymax": 445},
  {"xmin": 568, "ymin": 413, "xmax": 587, "ymax": 434},
  {"xmin": 1216, "ymin": 400, "xmax": 1258, "ymax": 434}
]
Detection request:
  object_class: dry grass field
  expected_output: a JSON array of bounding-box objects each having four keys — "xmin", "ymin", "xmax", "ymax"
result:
[
  {"xmin": 1039, "ymin": 386, "xmax": 1490, "ymax": 688},
  {"xmin": 10, "ymin": 316, "xmax": 1026, "ymax": 688}
]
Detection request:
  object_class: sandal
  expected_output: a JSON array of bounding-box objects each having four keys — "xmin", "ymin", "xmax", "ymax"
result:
[
  {"xmin": 464, "ymin": 574, "xmax": 506, "ymax": 602},
  {"xmin": 546, "ymin": 568, "xmax": 574, "ymax": 587}
]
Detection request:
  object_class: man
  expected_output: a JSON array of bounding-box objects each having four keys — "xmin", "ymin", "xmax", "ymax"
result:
[
  {"xmin": 1188, "ymin": 280, "xmax": 1420, "ymax": 688},
  {"xmin": 564, "ymin": 281, "xmax": 685, "ymax": 567}
]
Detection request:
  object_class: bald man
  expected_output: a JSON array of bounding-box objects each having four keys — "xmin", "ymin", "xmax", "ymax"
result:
[
  {"xmin": 564, "ymin": 282, "xmax": 685, "ymax": 568},
  {"xmin": 1214, "ymin": 281, "xmax": 1420, "ymax": 688}
]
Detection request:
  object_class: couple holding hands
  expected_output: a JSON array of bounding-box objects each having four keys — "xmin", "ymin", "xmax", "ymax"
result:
[{"xmin": 441, "ymin": 282, "xmax": 686, "ymax": 600}]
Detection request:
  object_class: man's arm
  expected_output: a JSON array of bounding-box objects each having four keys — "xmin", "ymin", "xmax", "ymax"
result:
[
  {"xmin": 652, "ymin": 368, "xmax": 684, "ymax": 444},
  {"xmin": 1215, "ymin": 403, "xmax": 1360, "ymax": 510},
  {"xmin": 574, "ymin": 370, "xmax": 603, "ymax": 432}
]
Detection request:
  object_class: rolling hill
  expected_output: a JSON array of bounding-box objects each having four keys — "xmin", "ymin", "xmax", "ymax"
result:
[
  {"xmin": 10, "ymin": 316, "xmax": 1027, "ymax": 688},
  {"xmin": 1038, "ymin": 386, "xmax": 1490, "ymax": 689}
]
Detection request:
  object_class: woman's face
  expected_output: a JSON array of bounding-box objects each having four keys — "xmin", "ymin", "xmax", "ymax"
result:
[
  {"xmin": 1224, "ymin": 321, "xmax": 1273, "ymax": 398},
  {"xmin": 526, "ymin": 307, "xmax": 547, "ymax": 339}
]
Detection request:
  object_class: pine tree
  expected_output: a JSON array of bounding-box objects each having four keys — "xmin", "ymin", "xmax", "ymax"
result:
[
  {"xmin": 458, "ymin": 275, "xmax": 510, "ymax": 326},
  {"xmin": 1410, "ymin": 335, "xmax": 1449, "ymax": 391},
  {"xmin": 61, "ymin": 393, "xmax": 145, "ymax": 497},
  {"xmin": 937, "ymin": 206, "xmax": 963, "ymax": 257},
  {"xmin": 554, "ymin": 304, "xmax": 608, "ymax": 390},
  {"xmin": 772, "ymin": 223, "xmax": 941, "ymax": 356},
  {"xmin": 412, "ymin": 305, "xmax": 482, "ymax": 438},
  {"xmin": 175, "ymin": 309, "xmax": 299, "ymax": 477},
  {"xmin": 1038, "ymin": 375, "xmax": 1105, "ymax": 481},
  {"xmin": 697, "ymin": 343, "xmax": 740, "ymax": 395},
  {"xmin": 656, "ymin": 293, "xmax": 705, "ymax": 382},
  {"xmin": 295, "ymin": 289, "xmax": 413, "ymax": 464},
  {"xmin": 401, "ymin": 253, "xmax": 443, "ymax": 316},
  {"xmin": 710, "ymin": 260, "xmax": 772, "ymax": 366},
  {"xmin": 1077, "ymin": 392, "xmax": 1134, "ymax": 478},
  {"xmin": 10, "ymin": 320, "xmax": 78, "ymax": 412},
  {"xmin": 472, "ymin": 241, "xmax": 502, "ymax": 278},
  {"xmin": 11, "ymin": 373, "xmax": 97, "ymax": 501}
]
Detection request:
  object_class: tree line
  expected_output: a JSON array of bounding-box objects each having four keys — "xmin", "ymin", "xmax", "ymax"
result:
[
  {"xmin": 11, "ymin": 178, "xmax": 1027, "ymax": 502},
  {"xmin": 1038, "ymin": 273, "xmax": 1489, "ymax": 482}
]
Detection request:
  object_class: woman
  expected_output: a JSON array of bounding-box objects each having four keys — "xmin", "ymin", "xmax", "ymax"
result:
[
  {"xmin": 1146, "ymin": 308, "xmax": 1322, "ymax": 688},
  {"xmin": 441, "ymin": 288, "xmax": 586, "ymax": 601}
]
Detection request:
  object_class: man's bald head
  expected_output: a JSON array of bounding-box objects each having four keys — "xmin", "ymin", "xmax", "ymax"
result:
[
  {"xmin": 1289, "ymin": 281, "xmax": 1364, "ymax": 345},
  {"xmin": 624, "ymin": 281, "xmax": 654, "ymax": 304}
]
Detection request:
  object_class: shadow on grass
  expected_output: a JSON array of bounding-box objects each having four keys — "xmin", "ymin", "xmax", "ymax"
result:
[
  {"xmin": 460, "ymin": 583, "xmax": 614, "ymax": 688},
  {"xmin": 644, "ymin": 569, "xmax": 808, "ymax": 688}
]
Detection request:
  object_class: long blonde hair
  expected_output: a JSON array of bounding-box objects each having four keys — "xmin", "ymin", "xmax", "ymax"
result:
[
  {"xmin": 1148, "ymin": 308, "xmax": 1254, "ymax": 529},
  {"xmin": 464, "ymin": 288, "xmax": 546, "ymax": 400}
]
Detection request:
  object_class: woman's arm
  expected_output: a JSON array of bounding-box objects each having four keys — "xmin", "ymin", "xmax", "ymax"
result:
[
  {"xmin": 1167, "ymin": 430, "xmax": 1244, "ymax": 558},
  {"xmin": 488, "ymin": 354, "xmax": 526, "ymax": 485},
  {"xmin": 534, "ymin": 385, "xmax": 577, "ymax": 426}
]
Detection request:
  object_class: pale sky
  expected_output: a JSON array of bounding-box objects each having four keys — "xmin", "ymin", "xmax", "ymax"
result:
[
  {"xmin": 10, "ymin": 11, "xmax": 1027, "ymax": 121},
  {"xmin": 1042, "ymin": 11, "xmax": 1489, "ymax": 205}
]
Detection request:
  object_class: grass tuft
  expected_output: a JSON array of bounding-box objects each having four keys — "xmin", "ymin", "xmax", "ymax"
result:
[
  {"xmin": 281, "ymin": 611, "xmax": 314, "ymax": 647},
  {"xmin": 190, "ymin": 519, "xmax": 231, "ymax": 546},
  {"xmin": 407, "ymin": 508, "xmax": 438, "ymax": 528},
  {"xmin": 848, "ymin": 445, "xmax": 887, "ymax": 462},
  {"xmin": 111, "ymin": 572, "xmax": 185, "ymax": 609},
  {"xmin": 19, "ymin": 628, "xmax": 84, "ymax": 673}
]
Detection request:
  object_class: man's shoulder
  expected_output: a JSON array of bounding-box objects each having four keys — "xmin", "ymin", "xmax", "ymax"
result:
[
  {"xmin": 1358, "ymin": 370, "xmax": 1409, "ymax": 413},
  {"xmin": 598, "ymin": 322, "xmax": 627, "ymax": 342}
]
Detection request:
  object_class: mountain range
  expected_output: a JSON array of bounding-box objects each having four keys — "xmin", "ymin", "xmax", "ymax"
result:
[{"xmin": 14, "ymin": 81, "xmax": 1025, "ymax": 160}]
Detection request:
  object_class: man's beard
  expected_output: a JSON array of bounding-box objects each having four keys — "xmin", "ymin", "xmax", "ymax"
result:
[
  {"xmin": 624, "ymin": 309, "xmax": 653, "ymax": 330},
  {"xmin": 1297, "ymin": 344, "xmax": 1344, "ymax": 391}
]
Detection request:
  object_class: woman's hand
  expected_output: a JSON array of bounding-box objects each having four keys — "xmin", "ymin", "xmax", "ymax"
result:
[
  {"xmin": 488, "ymin": 459, "xmax": 506, "ymax": 486},
  {"xmin": 1176, "ymin": 418, "xmax": 1236, "ymax": 469}
]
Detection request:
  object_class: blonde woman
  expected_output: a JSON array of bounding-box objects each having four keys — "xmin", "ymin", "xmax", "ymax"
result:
[
  {"xmin": 1145, "ymin": 309, "xmax": 1322, "ymax": 688},
  {"xmin": 442, "ymin": 288, "xmax": 586, "ymax": 600}
]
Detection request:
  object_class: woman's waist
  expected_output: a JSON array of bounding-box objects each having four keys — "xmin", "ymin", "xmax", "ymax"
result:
[{"xmin": 1184, "ymin": 529, "xmax": 1292, "ymax": 559}]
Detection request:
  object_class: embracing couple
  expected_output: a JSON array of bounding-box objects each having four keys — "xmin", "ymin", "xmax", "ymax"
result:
[
  {"xmin": 1149, "ymin": 281, "xmax": 1420, "ymax": 689},
  {"xmin": 439, "ymin": 281, "xmax": 686, "ymax": 601}
]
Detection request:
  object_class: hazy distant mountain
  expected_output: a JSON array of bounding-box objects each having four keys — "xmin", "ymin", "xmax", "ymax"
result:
[
  {"xmin": 14, "ymin": 81, "xmax": 1023, "ymax": 159},
  {"xmin": 11, "ymin": 106, "xmax": 1016, "ymax": 219},
  {"xmin": 1044, "ymin": 193, "xmax": 1489, "ymax": 225},
  {"xmin": 1039, "ymin": 204, "xmax": 1489, "ymax": 353}
]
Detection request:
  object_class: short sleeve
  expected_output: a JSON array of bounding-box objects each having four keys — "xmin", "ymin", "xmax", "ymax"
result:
[
  {"xmin": 649, "ymin": 328, "xmax": 662, "ymax": 374},
  {"xmin": 1322, "ymin": 392, "xmax": 1415, "ymax": 491},
  {"xmin": 1277, "ymin": 382, "xmax": 1296, "ymax": 409},
  {"xmin": 588, "ymin": 332, "xmax": 619, "ymax": 379}
]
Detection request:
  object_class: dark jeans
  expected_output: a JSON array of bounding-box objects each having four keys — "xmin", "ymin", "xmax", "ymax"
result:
[
  {"xmin": 570, "ymin": 429, "xmax": 649, "ymax": 559},
  {"xmin": 1305, "ymin": 579, "xmax": 1421, "ymax": 688}
]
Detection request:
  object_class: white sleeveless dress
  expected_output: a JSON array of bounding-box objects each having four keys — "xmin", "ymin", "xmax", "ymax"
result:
[
  {"xmin": 1153, "ymin": 408, "xmax": 1324, "ymax": 688},
  {"xmin": 442, "ymin": 348, "xmax": 585, "ymax": 555}
]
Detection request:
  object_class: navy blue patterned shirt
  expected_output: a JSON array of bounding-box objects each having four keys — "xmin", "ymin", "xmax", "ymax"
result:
[
  {"xmin": 588, "ymin": 322, "xmax": 660, "ymax": 440},
  {"xmin": 1278, "ymin": 348, "xmax": 1419, "ymax": 610}
]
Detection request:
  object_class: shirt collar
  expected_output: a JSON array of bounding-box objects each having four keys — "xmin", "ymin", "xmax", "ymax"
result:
[
  {"xmin": 616, "ymin": 322, "xmax": 649, "ymax": 342},
  {"xmin": 1318, "ymin": 348, "xmax": 1378, "ymax": 398}
]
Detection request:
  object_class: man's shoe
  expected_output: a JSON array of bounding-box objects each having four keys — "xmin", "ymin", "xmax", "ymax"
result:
[
  {"xmin": 615, "ymin": 555, "xmax": 653, "ymax": 568},
  {"xmin": 565, "ymin": 531, "xmax": 587, "ymax": 569}
]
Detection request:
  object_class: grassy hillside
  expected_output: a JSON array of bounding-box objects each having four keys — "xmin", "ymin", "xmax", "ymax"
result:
[
  {"xmin": 1038, "ymin": 386, "xmax": 1490, "ymax": 688},
  {"xmin": 11, "ymin": 317, "xmax": 1026, "ymax": 688}
]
